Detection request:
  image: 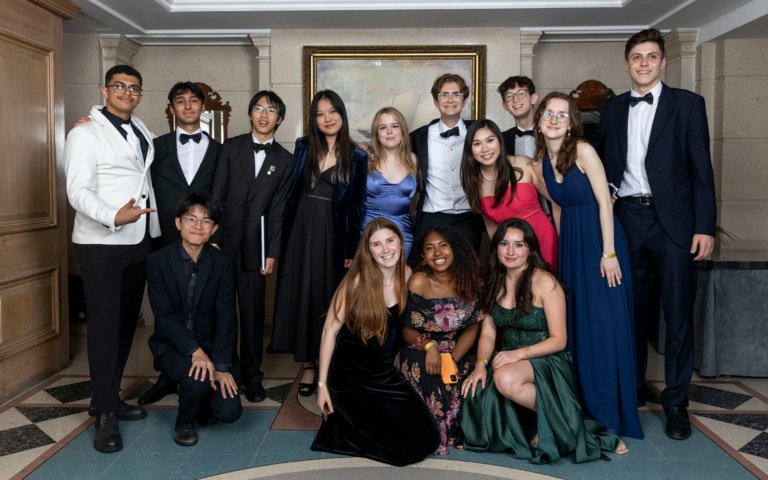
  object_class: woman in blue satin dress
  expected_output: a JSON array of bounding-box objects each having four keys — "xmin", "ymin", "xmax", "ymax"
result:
[
  {"xmin": 534, "ymin": 92, "xmax": 642, "ymax": 445},
  {"xmin": 361, "ymin": 107, "xmax": 418, "ymax": 257}
]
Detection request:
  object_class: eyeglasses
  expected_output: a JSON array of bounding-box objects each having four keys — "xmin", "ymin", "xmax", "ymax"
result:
[
  {"xmin": 541, "ymin": 111, "xmax": 570, "ymax": 123},
  {"xmin": 504, "ymin": 89, "xmax": 529, "ymax": 100},
  {"xmin": 253, "ymin": 104, "xmax": 279, "ymax": 116},
  {"xmin": 181, "ymin": 215, "xmax": 215, "ymax": 228},
  {"xmin": 106, "ymin": 82, "xmax": 143, "ymax": 96},
  {"xmin": 437, "ymin": 92, "xmax": 464, "ymax": 100}
]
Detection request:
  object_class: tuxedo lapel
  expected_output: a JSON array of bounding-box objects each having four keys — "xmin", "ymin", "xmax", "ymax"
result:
[
  {"xmin": 166, "ymin": 135, "xmax": 187, "ymax": 183},
  {"xmin": 189, "ymin": 137, "xmax": 217, "ymax": 186},
  {"xmin": 168, "ymin": 245, "xmax": 189, "ymax": 319},
  {"xmin": 191, "ymin": 251, "xmax": 213, "ymax": 316},
  {"xmin": 615, "ymin": 95, "xmax": 630, "ymax": 167},
  {"xmin": 647, "ymin": 84, "xmax": 674, "ymax": 155}
]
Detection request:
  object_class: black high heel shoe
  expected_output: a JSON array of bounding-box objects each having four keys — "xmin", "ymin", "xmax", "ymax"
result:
[{"xmin": 298, "ymin": 364, "xmax": 317, "ymax": 397}]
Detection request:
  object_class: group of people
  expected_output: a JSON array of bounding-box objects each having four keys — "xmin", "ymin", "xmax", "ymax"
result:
[{"xmin": 65, "ymin": 26, "xmax": 716, "ymax": 467}]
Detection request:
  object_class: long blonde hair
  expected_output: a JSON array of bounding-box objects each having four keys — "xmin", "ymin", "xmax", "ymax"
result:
[
  {"xmin": 368, "ymin": 107, "xmax": 416, "ymax": 176},
  {"xmin": 331, "ymin": 218, "xmax": 408, "ymax": 344}
]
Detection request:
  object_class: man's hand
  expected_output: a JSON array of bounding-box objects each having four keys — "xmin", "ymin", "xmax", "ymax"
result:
[
  {"xmin": 188, "ymin": 348, "xmax": 215, "ymax": 382},
  {"xmin": 115, "ymin": 198, "xmax": 156, "ymax": 226},
  {"xmin": 691, "ymin": 234, "xmax": 715, "ymax": 261},
  {"xmin": 260, "ymin": 257, "xmax": 276, "ymax": 276},
  {"xmin": 212, "ymin": 371, "xmax": 239, "ymax": 399}
]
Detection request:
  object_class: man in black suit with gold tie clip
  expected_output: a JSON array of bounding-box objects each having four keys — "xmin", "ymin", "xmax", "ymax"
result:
[
  {"xmin": 139, "ymin": 81, "xmax": 221, "ymax": 406},
  {"xmin": 147, "ymin": 193, "xmax": 242, "ymax": 447},
  {"xmin": 597, "ymin": 28, "xmax": 716, "ymax": 441},
  {"xmin": 212, "ymin": 91, "xmax": 294, "ymax": 403}
]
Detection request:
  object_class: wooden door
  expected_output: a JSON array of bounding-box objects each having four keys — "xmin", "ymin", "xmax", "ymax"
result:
[{"xmin": 0, "ymin": 0, "xmax": 78, "ymax": 403}]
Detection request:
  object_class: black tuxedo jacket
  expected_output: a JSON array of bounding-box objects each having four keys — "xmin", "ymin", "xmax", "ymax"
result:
[
  {"xmin": 501, "ymin": 127, "xmax": 521, "ymax": 156},
  {"xmin": 211, "ymin": 133, "xmax": 294, "ymax": 271},
  {"xmin": 597, "ymin": 83, "xmax": 716, "ymax": 248},
  {"xmin": 409, "ymin": 118, "xmax": 475, "ymax": 222},
  {"xmin": 151, "ymin": 132, "xmax": 220, "ymax": 248},
  {"xmin": 147, "ymin": 242, "xmax": 237, "ymax": 369}
]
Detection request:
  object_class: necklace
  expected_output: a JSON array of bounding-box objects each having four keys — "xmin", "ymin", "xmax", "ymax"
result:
[
  {"xmin": 383, "ymin": 280, "xmax": 394, "ymax": 287},
  {"xmin": 480, "ymin": 170, "xmax": 497, "ymax": 182}
]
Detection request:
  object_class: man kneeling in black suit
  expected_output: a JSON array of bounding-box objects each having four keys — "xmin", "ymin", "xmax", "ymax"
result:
[{"xmin": 146, "ymin": 193, "xmax": 242, "ymax": 446}]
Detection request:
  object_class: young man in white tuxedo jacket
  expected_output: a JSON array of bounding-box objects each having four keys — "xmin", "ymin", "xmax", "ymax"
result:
[{"xmin": 65, "ymin": 64, "xmax": 159, "ymax": 453}]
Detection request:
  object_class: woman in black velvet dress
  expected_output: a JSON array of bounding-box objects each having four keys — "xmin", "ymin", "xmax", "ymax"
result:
[{"xmin": 311, "ymin": 218, "xmax": 440, "ymax": 466}]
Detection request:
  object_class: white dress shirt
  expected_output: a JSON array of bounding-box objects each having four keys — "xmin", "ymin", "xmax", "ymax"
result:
[
  {"xmin": 176, "ymin": 127, "xmax": 209, "ymax": 185},
  {"xmin": 253, "ymin": 136, "xmax": 273, "ymax": 177},
  {"xmin": 423, "ymin": 120, "xmax": 470, "ymax": 213},
  {"xmin": 514, "ymin": 127, "xmax": 536, "ymax": 158},
  {"xmin": 618, "ymin": 81, "xmax": 663, "ymax": 198}
]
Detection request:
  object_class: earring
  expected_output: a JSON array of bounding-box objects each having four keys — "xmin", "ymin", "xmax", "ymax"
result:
[{"xmin": 567, "ymin": 129, "xmax": 571, "ymax": 137}]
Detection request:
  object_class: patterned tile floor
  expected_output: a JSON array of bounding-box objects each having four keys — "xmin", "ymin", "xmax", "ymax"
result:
[{"xmin": 0, "ymin": 325, "xmax": 766, "ymax": 479}]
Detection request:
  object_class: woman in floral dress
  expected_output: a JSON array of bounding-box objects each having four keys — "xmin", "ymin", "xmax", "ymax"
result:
[{"xmin": 398, "ymin": 226, "xmax": 482, "ymax": 455}]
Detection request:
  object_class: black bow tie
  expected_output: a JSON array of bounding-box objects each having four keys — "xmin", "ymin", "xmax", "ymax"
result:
[
  {"xmin": 628, "ymin": 92, "xmax": 653, "ymax": 107},
  {"xmin": 253, "ymin": 142, "xmax": 272, "ymax": 153},
  {"xmin": 515, "ymin": 129, "xmax": 534, "ymax": 138},
  {"xmin": 179, "ymin": 132, "xmax": 202, "ymax": 145},
  {"xmin": 440, "ymin": 126, "xmax": 460, "ymax": 138}
]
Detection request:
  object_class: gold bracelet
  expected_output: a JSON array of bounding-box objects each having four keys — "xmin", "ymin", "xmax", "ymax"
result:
[
  {"xmin": 477, "ymin": 356, "xmax": 489, "ymax": 365},
  {"xmin": 317, "ymin": 380, "xmax": 327, "ymax": 388},
  {"xmin": 602, "ymin": 252, "xmax": 617, "ymax": 259},
  {"xmin": 423, "ymin": 340, "xmax": 436, "ymax": 352},
  {"xmin": 524, "ymin": 346, "xmax": 532, "ymax": 359}
]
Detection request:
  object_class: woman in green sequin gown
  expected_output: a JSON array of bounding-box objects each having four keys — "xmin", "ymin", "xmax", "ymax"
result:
[{"xmin": 460, "ymin": 218, "xmax": 623, "ymax": 464}]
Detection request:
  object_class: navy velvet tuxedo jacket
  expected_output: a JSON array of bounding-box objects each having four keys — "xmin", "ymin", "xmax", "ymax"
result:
[
  {"xmin": 151, "ymin": 132, "xmax": 220, "ymax": 248},
  {"xmin": 597, "ymin": 83, "xmax": 717, "ymax": 248},
  {"xmin": 147, "ymin": 242, "xmax": 237, "ymax": 370},
  {"xmin": 211, "ymin": 134, "xmax": 294, "ymax": 271}
]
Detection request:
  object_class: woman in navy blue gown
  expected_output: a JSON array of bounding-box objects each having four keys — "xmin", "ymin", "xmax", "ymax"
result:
[
  {"xmin": 534, "ymin": 92, "xmax": 642, "ymax": 445},
  {"xmin": 361, "ymin": 107, "xmax": 418, "ymax": 257}
]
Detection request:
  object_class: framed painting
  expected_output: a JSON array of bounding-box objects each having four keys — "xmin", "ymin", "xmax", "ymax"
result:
[{"xmin": 303, "ymin": 45, "xmax": 486, "ymax": 143}]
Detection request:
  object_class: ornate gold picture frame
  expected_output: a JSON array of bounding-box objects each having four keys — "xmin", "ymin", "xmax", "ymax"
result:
[{"xmin": 303, "ymin": 45, "xmax": 486, "ymax": 142}]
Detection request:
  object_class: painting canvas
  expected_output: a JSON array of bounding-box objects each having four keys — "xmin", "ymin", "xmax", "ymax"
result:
[{"xmin": 304, "ymin": 46, "xmax": 486, "ymax": 143}]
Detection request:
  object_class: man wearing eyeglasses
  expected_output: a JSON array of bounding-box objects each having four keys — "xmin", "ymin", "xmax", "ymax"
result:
[
  {"xmin": 146, "ymin": 193, "xmax": 242, "ymax": 447},
  {"xmin": 137, "ymin": 82, "xmax": 222, "ymax": 407},
  {"xmin": 411, "ymin": 73, "xmax": 481, "ymax": 251},
  {"xmin": 497, "ymin": 75, "xmax": 551, "ymax": 219},
  {"xmin": 211, "ymin": 91, "xmax": 294, "ymax": 403},
  {"xmin": 497, "ymin": 76, "xmax": 539, "ymax": 158},
  {"xmin": 65, "ymin": 64, "xmax": 159, "ymax": 453}
]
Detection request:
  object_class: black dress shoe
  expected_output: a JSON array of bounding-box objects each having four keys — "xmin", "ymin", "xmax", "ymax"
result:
[
  {"xmin": 173, "ymin": 423, "xmax": 198, "ymax": 447},
  {"xmin": 89, "ymin": 401, "xmax": 147, "ymax": 421},
  {"xmin": 245, "ymin": 384, "xmax": 266, "ymax": 403},
  {"xmin": 94, "ymin": 413, "xmax": 122, "ymax": 453},
  {"xmin": 138, "ymin": 375, "xmax": 178, "ymax": 405},
  {"xmin": 665, "ymin": 406, "xmax": 692, "ymax": 440}
]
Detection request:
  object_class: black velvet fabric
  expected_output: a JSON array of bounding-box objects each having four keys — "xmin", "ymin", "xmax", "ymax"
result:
[{"xmin": 311, "ymin": 308, "xmax": 439, "ymax": 466}]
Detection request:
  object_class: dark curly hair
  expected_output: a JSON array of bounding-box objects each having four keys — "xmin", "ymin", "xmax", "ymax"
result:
[
  {"xmin": 409, "ymin": 225, "xmax": 482, "ymax": 302},
  {"xmin": 484, "ymin": 218, "xmax": 558, "ymax": 317}
]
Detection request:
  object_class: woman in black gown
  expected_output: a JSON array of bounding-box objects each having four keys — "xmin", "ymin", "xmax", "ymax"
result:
[
  {"xmin": 272, "ymin": 90, "xmax": 368, "ymax": 395},
  {"xmin": 311, "ymin": 218, "xmax": 440, "ymax": 466}
]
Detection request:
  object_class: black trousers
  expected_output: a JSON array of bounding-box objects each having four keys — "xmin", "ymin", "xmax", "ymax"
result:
[
  {"xmin": 155, "ymin": 349, "xmax": 242, "ymax": 425},
  {"xmin": 419, "ymin": 211, "xmax": 484, "ymax": 253},
  {"xmin": 235, "ymin": 252, "xmax": 267, "ymax": 389},
  {"xmin": 616, "ymin": 201, "xmax": 697, "ymax": 408},
  {"xmin": 75, "ymin": 236, "xmax": 150, "ymax": 415}
]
